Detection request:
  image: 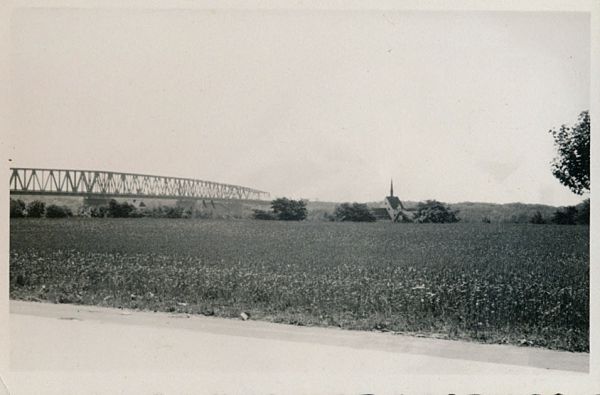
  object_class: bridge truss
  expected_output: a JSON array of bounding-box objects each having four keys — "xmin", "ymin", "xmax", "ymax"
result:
[{"xmin": 9, "ymin": 168, "xmax": 270, "ymax": 201}]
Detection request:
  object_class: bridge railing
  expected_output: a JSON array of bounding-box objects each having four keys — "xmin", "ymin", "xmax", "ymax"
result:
[{"xmin": 9, "ymin": 168, "xmax": 270, "ymax": 201}]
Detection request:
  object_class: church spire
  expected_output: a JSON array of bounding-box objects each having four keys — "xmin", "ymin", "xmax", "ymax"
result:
[{"xmin": 390, "ymin": 178, "xmax": 394, "ymax": 197}]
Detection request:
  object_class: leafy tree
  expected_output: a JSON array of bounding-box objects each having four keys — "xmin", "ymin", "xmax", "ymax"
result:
[
  {"xmin": 271, "ymin": 198, "xmax": 307, "ymax": 221},
  {"xmin": 26, "ymin": 200, "xmax": 45, "ymax": 218},
  {"xmin": 107, "ymin": 199, "xmax": 135, "ymax": 218},
  {"xmin": 45, "ymin": 204, "xmax": 73, "ymax": 218},
  {"xmin": 334, "ymin": 203, "xmax": 376, "ymax": 222},
  {"xmin": 551, "ymin": 206, "xmax": 578, "ymax": 225},
  {"xmin": 550, "ymin": 201, "xmax": 589, "ymax": 225},
  {"xmin": 414, "ymin": 200, "xmax": 459, "ymax": 223},
  {"xmin": 550, "ymin": 110, "xmax": 590, "ymax": 195},
  {"xmin": 529, "ymin": 211, "xmax": 546, "ymax": 224},
  {"xmin": 576, "ymin": 198, "xmax": 590, "ymax": 225},
  {"xmin": 10, "ymin": 199, "xmax": 26, "ymax": 218}
]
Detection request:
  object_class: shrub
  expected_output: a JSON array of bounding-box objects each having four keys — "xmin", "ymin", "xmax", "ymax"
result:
[
  {"xmin": 90, "ymin": 206, "xmax": 109, "ymax": 218},
  {"xmin": 10, "ymin": 199, "xmax": 26, "ymax": 218},
  {"xmin": 194, "ymin": 211, "xmax": 214, "ymax": 219},
  {"xmin": 253, "ymin": 209, "xmax": 277, "ymax": 220},
  {"xmin": 334, "ymin": 203, "xmax": 376, "ymax": 222},
  {"xmin": 165, "ymin": 206, "xmax": 184, "ymax": 219},
  {"xmin": 26, "ymin": 200, "xmax": 46, "ymax": 218},
  {"xmin": 271, "ymin": 198, "xmax": 307, "ymax": 221},
  {"xmin": 107, "ymin": 199, "xmax": 135, "ymax": 218},
  {"xmin": 414, "ymin": 200, "xmax": 459, "ymax": 223},
  {"xmin": 45, "ymin": 204, "xmax": 73, "ymax": 218},
  {"xmin": 127, "ymin": 208, "xmax": 144, "ymax": 218}
]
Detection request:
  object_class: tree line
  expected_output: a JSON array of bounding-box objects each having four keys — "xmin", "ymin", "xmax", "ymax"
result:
[
  {"xmin": 10, "ymin": 199, "xmax": 72, "ymax": 218},
  {"xmin": 253, "ymin": 198, "xmax": 460, "ymax": 223},
  {"xmin": 530, "ymin": 199, "xmax": 589, "ymax": 225},
  {"xmin": 10, "ymin": 199, "xmax": 194, "ymax": 219}
]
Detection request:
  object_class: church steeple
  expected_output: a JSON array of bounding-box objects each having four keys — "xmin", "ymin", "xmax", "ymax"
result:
[{"xmin": 390, "ymin": 179, "xmax": 394, "ymax": 197}]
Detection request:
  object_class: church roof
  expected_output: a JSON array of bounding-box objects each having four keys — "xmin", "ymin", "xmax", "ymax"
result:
[{"xmin": 385, "ymin": 195, "xmax": 403, "ymax": 210}]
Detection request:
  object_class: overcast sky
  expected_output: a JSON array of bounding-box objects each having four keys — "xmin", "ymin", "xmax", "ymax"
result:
[{"xmin": 7, "ymin": 8, "xmax": 590, "ymax": 205}]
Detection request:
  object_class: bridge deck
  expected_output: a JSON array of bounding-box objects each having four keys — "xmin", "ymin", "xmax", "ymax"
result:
[{"xmin": 9, "ymin": 168, "xmax": 269, "ymax": 201}]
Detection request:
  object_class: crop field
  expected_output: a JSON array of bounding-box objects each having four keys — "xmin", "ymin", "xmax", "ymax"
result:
[{"xmin": 10, "ymin": 218, "xmax": 589, "ymax": 352}]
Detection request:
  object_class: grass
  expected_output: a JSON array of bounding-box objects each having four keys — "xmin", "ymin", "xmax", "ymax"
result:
[{"xmin": 9, "ymin": 218, "xmax": 589, "ymax": 352}]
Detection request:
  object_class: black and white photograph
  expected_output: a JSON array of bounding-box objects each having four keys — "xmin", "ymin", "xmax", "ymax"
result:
[{"xmin": 1, "ymin": 0, "xmax": 598, "ymax": 393}]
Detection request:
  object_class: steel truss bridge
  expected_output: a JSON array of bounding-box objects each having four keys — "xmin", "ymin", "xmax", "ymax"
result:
[{"xmin": 9, "ymin": 168, "xmax": 270, "ymax": 201}]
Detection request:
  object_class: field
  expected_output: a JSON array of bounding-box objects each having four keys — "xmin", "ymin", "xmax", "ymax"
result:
[{"xmin": 10, "ymin": 218, "xmax": 589, "ymax": 352}]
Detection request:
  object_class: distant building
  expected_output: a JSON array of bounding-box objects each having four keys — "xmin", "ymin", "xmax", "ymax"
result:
[
  {"xmin": 372, "ymin": 180, "xmax": 414, "ymax": 222},
  {"xmin": 384, "ymin": 179, "xmax": 404, "ymax": 221}
]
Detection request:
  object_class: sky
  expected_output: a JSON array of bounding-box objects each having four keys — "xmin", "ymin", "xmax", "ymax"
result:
[{"xmin": 7, "ymin": 8, "xmax": 590, "ymax": 205}]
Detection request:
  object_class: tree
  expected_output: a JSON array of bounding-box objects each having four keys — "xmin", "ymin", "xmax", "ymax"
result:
[
  {"xmin": 550, "ymin": 110, "xmax": 590, "ymax": 195},
  {"xmin": 530, "ymin": 211, "xmax": 546, "ymax": 224},
  {"xmin": 551, "ymin": 206, "xmax": 578, "ymax": 225},
  {"xmin": 107, "ymin": 199, "xmax": 135, "ymax": 218},
  {"xmin": 10, "ymin": 199, "xmax": 26, "ymax": 218},
  {"xmin": 45, "ymin": 204, "xmax": 73, "ymax": 218},
  {"xmin": 270, "ymin": 198, "xmax": 307, "ymax": 221},
  {"xmin": 26, "ymin": 200, "xmax": 45, "ymax": 218},
  {"xmin": 576, "ymin": 198, "xmax": 590, "ymax": 225},
  {"xmin": 334, "ymin": 203, "xmax": 376, "ymax": 222},
  {"xmin": 414, "ymin": 200, "xmax": 459, "ymax": 223}
]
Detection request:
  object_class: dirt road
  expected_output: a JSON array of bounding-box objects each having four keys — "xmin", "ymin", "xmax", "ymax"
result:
[{"xmin": 4, "ymin": 301, "xmax": 590, "ymax": 394}]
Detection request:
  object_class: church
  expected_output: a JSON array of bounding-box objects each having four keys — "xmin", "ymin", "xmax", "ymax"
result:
[{"xmin": 371, "ymin": 180, "xmax": 414, "ymax": 222}]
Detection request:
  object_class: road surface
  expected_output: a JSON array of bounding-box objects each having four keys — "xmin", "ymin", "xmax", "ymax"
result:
[{"xmin": 3, "ymin": 301, "xmax": 591, "ymax": 394}]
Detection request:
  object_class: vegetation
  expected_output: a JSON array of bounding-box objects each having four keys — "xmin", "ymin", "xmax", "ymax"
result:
[
  {"xmin": 413, "ymin": 200, "xmax": 459, "ymax": 223},
  {"xmin": 550, "ymin": 200, "xmax": 589, "ymax": 225},
  {"xmin": 334, "ymin": 203, "xmax": 376, "ymax": 222},
  {"xmin": 107, "ymin": 199, "xmax": 137, "ymax": 218},
  {"xmin": 271, "ymin": 198, "xmax": 308, "ymax": 221},
  {"xmin": 252, "ymin": 209, "xmax": 277, "ymax": 220},
  {"xmin": 253, "ymin": 198, "xmax": 307, "ymax": 221},
  {"xmin": 45, "ymin": 204, "xmax": 73, "ymax": 218},
  {"xmin": 10, "ymin": 199, "xmax": 26, "ymax": 218},
  {"xmin": 26, "ymin": 200, "xmax": 46, "ymax": 218},
  {"xmin": 529, "ymin": 211, "xmax": 546, "ymax": 224},
  {"xmin": 10, "ymin": 218, "xmax": 589, "ymax": 352},
  {"xmin": 550, "ymin": 110, "xmax": 590, "ymax": 195},
  {"xmin": 576, "ymin": 198, "xmax": 590, "ymax": 224}
]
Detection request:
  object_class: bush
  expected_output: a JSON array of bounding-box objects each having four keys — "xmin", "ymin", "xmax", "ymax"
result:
[
  {"xmin": 45, "ymin": 205, "xmax": 72, "ymax": 218},
  {"xmin": 194, "ymin": 211, "xmax": 214, "ymax": 219},
  {"xmin": 414, "ymin": 200, "xmax": 459, "ymax": 223},
  {"xmin": 271, "ymin": 198, "xmax": 307, "ymax": 221},
  {"xmin": 10, "ymin": 199, "xmax": 26, "ymax": 218},
  {"xmin": 165, "ymin": 206, "xmax": 184, "ymax": 219},
  {"xmin": 89, "ymin": 206, "xmax": 109, "ymax": 218},
  {"xmin": 26, "ymin": 200, "xmax": 45, "ymax": 218},
  {"xmin": 334, "ymin": 203, "xmax": 376, "ymax": 222},
  {"xmin": 253, "ymin": 209, "xmax": 277, "ymax": 220},
  {"xmin": 107, "ymin": 199, "xmax": 135, "ymax": 218}
]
